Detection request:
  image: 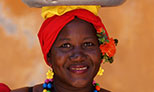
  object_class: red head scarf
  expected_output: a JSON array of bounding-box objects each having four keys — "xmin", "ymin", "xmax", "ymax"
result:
[{"xmin": 38, "ymin": 9, "xmax": 109, "ymax": 65}]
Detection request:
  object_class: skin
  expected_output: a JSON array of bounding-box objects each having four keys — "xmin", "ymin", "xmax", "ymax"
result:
[{"xmin": 47, "ymin": 18, "xmax": 102, "ymax": 92}]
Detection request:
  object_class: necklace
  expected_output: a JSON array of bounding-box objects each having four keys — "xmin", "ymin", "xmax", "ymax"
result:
[{"xmin": 42, "ymin": 79, "xmax": 101, "ymax": 92}]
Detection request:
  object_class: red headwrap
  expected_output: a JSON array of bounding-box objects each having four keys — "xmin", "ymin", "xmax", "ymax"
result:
[{"xmin": 38, "ymin": 9, "xmax": 109, "ymax": 65}]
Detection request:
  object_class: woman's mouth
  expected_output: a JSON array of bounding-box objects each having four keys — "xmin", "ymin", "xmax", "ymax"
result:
[
  {"xmin": 71, "ymin": 67, "xmax": 87, "ymax": 70},
  {"xmin": 68, "ymin": 64, "xmax": 89, "ymax": 74}
]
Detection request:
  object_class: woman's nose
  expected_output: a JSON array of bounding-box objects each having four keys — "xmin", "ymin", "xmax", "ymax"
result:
[{"xmin": 69, "ymin": 48, "xmax": 87, "ymax": 62}]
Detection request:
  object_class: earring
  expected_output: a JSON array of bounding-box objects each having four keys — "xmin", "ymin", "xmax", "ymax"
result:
[
  {"xmin": 43, "ymin": 70, "xmax": 54, "ymax": 92},
  {"xmin": 46, "ymin": 69, "xmax": 54, "ymax": 79},
  {"xmin": 97, "ymin": 67, "xmax": 104, "ymax": 76}
]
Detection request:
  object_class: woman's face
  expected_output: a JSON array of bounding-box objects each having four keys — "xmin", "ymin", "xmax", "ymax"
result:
[{"xmin": 48, "ymin": 18, "xmax": 101, "ymax": 88}]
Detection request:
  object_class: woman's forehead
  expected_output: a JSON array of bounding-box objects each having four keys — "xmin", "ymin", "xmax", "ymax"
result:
[{"xmin": 58, "ymin": 18, "xmax": 97, "ymax": 38}]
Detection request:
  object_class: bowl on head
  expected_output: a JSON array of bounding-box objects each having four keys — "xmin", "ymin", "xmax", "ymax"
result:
[{"xmin": 22, "ymin": 0, "xmax": 126, "ymax": 8}]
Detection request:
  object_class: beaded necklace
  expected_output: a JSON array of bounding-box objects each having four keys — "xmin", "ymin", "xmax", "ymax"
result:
[{"xmin": 43, "ymin": 79, "xmax": 101, "ymax": 92}]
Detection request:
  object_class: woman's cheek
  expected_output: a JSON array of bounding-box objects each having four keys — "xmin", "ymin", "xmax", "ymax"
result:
[
  {"xmin": 52, "ymin": 49, "xmax": 68, "ymax": 66},
  {"xmin": 89, "ymin": 49, "xmax": 101, "ymax": 62}
]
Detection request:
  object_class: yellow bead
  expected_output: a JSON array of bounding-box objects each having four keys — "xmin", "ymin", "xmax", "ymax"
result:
[
  {"xmin": 97, "ymin": 67, "xmax": 104, "ymax": 76},
  {"xmin": 46, "ymin": 70, "xmax": 54, "ymax": 79},
  {"xmin": 43, "ymin": 89, "xmax": 47, "ymax": 92}
]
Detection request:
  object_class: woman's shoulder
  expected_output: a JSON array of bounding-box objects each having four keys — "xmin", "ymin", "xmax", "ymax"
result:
[{"xmin": 11, "ymin": 84, "xmax": 43, "ymax": 92}]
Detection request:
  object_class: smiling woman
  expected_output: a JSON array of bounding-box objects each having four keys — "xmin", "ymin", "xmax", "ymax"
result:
[
  {"xmin": 0, "ymin": 1, "xmax": 123, "ymax": 92},
  {"xmin": 47, "ymin": 18, "xmax": 102, "ymax": 90},
  {"xmin": 37, "ymin": 8, "xmax": 116, "ymax": 92},
  {"xmin": 32, "ymin": 7, "xmax": 116, "ymax": 92}
]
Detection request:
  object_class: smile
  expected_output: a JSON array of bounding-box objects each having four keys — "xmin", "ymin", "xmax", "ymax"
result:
[
  {"xmin": 68, "ymin": 64, "xmax": 89, "ymax": 74},
  {"xmin": 71, "ymin": 66, "xmax": 87, "ymax": 70}
]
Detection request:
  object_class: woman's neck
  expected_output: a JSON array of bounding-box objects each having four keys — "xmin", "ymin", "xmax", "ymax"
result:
[{"xmin": 53, "ymin": 79, "xmax": 93, "ymax": 92}]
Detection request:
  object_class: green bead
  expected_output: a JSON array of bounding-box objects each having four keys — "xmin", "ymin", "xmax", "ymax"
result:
[
  {"xmin": 47, "ymin": 90, "xmax": 51, "ymax": 92},
  {"xmin": 95, "ymin": 83, "xmax": 99, "ymax": 86}
]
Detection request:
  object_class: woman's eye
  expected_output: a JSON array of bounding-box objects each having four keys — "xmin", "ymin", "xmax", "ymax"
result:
[
  {"xmin": 83, "ymin": 42, "xmax": 94, "ymax": 47},
  {"xmin": 60, "ymin": 43, "xmax": 71, "ymax": 48}
]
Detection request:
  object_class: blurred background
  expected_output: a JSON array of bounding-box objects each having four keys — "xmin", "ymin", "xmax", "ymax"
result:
[{"xmin": 0, "ymin": 0, "xmax": 154, "ymax": 92}]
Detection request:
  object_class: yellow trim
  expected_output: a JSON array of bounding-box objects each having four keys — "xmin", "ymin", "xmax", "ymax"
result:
[{"xmin": 41, "ymin": 5, "xmax": 101, "ymax": 19}]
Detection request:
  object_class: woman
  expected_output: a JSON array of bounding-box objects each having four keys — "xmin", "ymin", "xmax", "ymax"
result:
[{"xmin": 0, "ymin": 0, "xmax": 124, "ymax": 92}]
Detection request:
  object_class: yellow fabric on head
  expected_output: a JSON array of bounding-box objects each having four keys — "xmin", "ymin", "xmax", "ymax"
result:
[{"xmin": 41, "ymin": 5, "xmax": 101, "ymax": 19}]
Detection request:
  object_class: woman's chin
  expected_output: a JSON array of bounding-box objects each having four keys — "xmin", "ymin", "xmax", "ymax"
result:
[{"xmin": 69, "ymin": 78, "xmax": 91, "ymax": 88}]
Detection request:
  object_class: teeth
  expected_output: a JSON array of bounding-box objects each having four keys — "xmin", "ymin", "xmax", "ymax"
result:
[{"xmin": 71, "ymin": 67, "xmax": 87, "ymax": 70}]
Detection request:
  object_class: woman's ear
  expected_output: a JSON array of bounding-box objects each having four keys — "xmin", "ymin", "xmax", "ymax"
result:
[
  {"xmin": 47, "ymin": 56, "xmax": 50, "ymax": 62},
  {"xmin": 47, "ymin": 55, "xmax": 52, "ymax": 65},
  {"xmin": 47, "ymin": 48, "xmax": 53, "ymax": 66}
]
